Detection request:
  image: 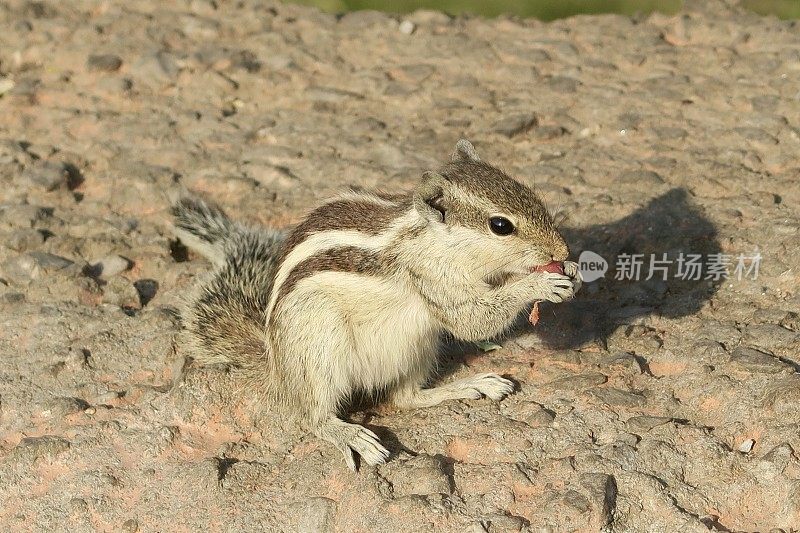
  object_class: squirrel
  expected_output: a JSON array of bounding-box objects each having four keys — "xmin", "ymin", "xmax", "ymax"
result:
[{"xmin": 172, "ymin": 140, "xmax": 582, "ymax": 470}]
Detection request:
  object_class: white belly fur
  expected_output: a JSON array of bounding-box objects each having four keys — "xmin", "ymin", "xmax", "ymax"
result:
[{"xmin": 291, "ymin": 271, "xmax": 439, "ymax": 392}]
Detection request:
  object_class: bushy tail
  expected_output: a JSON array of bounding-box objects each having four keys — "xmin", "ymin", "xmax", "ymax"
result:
[
  {"xmin": 171, "ymin": 196, "xmax": 285, "ymax": 370},
  {"xmin": 171, "ymin": 197, "xmax": 235, "ymax": 266}
]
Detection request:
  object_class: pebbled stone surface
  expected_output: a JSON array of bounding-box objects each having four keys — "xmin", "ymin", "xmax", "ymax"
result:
[{"xmin": 1, "ymin": 1, "xmax": 800, "ymax": 531}]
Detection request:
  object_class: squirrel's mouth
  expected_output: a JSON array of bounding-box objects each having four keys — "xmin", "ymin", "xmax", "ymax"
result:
[{"xmin": 485, "ymin": 261, "xmax": 564, "ymax": 287}]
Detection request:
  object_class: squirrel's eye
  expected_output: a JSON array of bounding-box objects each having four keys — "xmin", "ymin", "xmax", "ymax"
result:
[{"xmin": 489, "ymin": 216, "xmax": 515, "ymax": 236}]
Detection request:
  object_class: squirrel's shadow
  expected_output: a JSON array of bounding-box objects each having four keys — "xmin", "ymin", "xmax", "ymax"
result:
[
  {"xmin": 536, "ymin": 187, "xmax": 723, "ymax": 349},
  {"xmin": 440, "ymin": 187, "xmax": 723, "ymax": 372}
]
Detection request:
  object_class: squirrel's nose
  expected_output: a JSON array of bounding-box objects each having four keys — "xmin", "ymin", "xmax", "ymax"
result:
[{"xmin": 551, "ymin": 246, "xmax": 569, "ymax": 262}]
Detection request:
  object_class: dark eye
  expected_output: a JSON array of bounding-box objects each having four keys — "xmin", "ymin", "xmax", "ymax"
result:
[{"xmin": 489, "ymin": 216, "xmax": 515, "ymax": 236}]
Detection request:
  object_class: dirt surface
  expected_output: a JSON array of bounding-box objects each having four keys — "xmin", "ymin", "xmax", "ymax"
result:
[{"xmin": 2, "ymin": 1, "xmax": 800, "ymax": 531}]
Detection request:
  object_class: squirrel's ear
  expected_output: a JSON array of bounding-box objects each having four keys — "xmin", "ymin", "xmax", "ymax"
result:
[
  {"xmin": 452, "ymin": 139, "xmax": 481, "ymax": 163},
  {"xmin": 413, "ymin": 171, "xmax": 450, "ymax": 223}
]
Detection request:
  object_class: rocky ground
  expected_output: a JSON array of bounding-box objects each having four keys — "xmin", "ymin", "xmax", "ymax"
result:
[{"xmin": 1, "ymin": 0, "xmax": 800, "ymax": 531}]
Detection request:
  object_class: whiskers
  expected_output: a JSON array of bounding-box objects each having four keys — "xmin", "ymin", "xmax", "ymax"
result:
[
  {"xmin": 538, "ymin": 187, "xmax": 571, "ymax": 230},
  {"xmin": 467, "ymin": 249, "xmax": 529, "ymax": 282},
  {"xmin": 552, "ymin": 209, "xmax": 571, "ymax": 230}
]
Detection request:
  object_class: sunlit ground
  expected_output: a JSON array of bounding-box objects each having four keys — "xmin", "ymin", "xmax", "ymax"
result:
[{"xmin": 287, "ymin": 0, "xmax": 800, "ymax": 20}]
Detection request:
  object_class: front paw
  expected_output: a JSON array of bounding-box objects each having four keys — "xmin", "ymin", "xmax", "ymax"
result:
[
  {"xmin": 533, "ymin": 272, "xmax": 575, "ymax": 303},
  {"xmin": 460, "ymin": 373, "xmax": 515, "ymax": 401},
  {"xmin": 563, "ymin": 261, "xmax": 583, "ymax": 294}
]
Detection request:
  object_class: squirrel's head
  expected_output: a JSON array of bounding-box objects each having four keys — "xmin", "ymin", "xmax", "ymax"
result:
[{"xmin": 413, "ymin": 140, "xmax": 568, "ymax": 282}]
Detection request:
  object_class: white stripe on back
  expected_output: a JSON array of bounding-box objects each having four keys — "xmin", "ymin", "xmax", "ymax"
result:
[
  {"xmin": 265, "ymin": 208, "xmax": 419, "ymax": 324},
  {"xmin": 321, "ymin": 190, "xmax": 401, "ymax": 209}
]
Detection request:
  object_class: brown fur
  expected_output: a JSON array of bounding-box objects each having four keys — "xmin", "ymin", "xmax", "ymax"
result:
[
  {"xmin": 274, "ymin": 246, "xmax": 394, "ymax": 308},
  {"xmin": 277, "ymin": 199, "xmax": 409, "ymax": 263}
]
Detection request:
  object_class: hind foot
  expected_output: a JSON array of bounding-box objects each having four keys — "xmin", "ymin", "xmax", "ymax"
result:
[{"xmin": 315, "ymin": 417, "xmax": 389, "ymax": 471}]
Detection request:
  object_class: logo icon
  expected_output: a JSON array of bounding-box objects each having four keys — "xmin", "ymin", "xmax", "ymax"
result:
[{"xmin": 578, "ymin": 250, "xmax": 608, "ymax": 282}]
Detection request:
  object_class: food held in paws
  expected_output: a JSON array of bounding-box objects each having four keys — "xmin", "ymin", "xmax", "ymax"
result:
[
  {"xmin": 528, "ymin": 262, "xmax": 565, "ymax": 326},
  {"xmin": 533, "ymin": 261, "xmax": 565, "ymax": 275},
  {"xmin": 529, "ymin": 301, "xmax": 541, "ymax": 326}
]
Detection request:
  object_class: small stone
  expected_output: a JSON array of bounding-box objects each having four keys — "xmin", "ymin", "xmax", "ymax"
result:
[
  {"xmin": 743, "ymin": 323, "xmax": 799, "ymax": 350},
  {"xmin": 380, "ymin": 454, "xmax": 451, "ymax": 497},
  {"xmin": 1, "ymin": 292, "xmax": 25, "ymax": 303},
  {"xmin": 121, "ymin": 519, "xmax": 139, "ymax": 532},
  {"xmin": 42, "ymin": 396, "xmax": 89, "ymax": 418},
  {"xmin": 93, "ymin": 391, "xmax": 121, "ymax": 405},
  {"xmin": 503, "ymin": 401, "xmax": 555, "ymax": 427},
  {"xmin": 88, "ymin": 255, "xmax": 133, "ymax": 278},
  {"xmin": 10, "ymin": 435, "xmax": 70, "ymax": 463},
  {"xmin": 102, "ymin": 277, "xmax": 141, "ymax": 309},
  {"xmin": 2, "ymin": 254, "xmax": 39, "ymax": 284},
  {"xmin": 65, "ymin": 347, "xmax": 92, "ymax": 369},
  {"xmin": 87, "ymin": 54, "xmax": 123, "ymax": 72},
  {"xmin": 130, "ymin": 51, "xmax": 180, "ymax": 85},
  {"xmin": 221, "ymin": 98, "xmax": 245, "ymax": 117},
  {"xmin": 0, "ymin": 204, "xmax": 52, "ymax": 227},
  {"xmin": 0, "ymin": 78, "xmax": 14, "ymax": 96},
  {"xmin": 546, "ymin": 372, "xmax": 607, "ymax": 391},
  {"xmin": 159, "ymin": 426, "xmax": 178, "ymax": 443},
  {"xmin": 84, "ymin": 407, "xmax": 97, "ymax": 415},
  {"xmin": 77, "ymin": 469, "xmax": 122, "ymax": 490},
  {"xmin": 730, "ymin": 347, "xmax": 790, "ymax": 374},
  {"xmin": 399, "ymin": 20, "xmax": 415, "ymax": 35},
  {"xmin": 492, "ymin": 113, "xmax": 537, "ymax": 138},
  {"xmin": 591, "ymin": 387, "xmax": 645, "ymax": 408},
  {"xmin": 761, "ymin": 444, "xmax": 794, "ymax": 471},
  {"xmin": 21, "ymin": 161, "xmax": 67, "ymax": 191},
  {"xmin": 14, "ymin": 20, "xmax": 32, "ymax": 32},
  {"xmin": 6, "ymin": 228, "xmax": 45, "ymax": 252},
  {"xmin": 10, "ymin": 77, "xmax": 40, "ymax": 98},
  {"xmin": 133, "ymin": 279, "xmax": 159, "ymax": 306},
  {"xmin": 738, "ymin": 439, "xmax": 755, "ymax": 453},
  {"xmin": 229, "ymin": 50, "xmax": 261, "ymax": 72},
  {"xmin": 615, "ymin": 433, "xmax": 641, "ymax": 447},
  {"xmin": 580, "ymin": 473, "xmax": 617, "ymax": 527},
  {"xmin": 292, "ymin": 497, "xmax": 336, "ymax": 533},
  {"xmin": 29, "ymin": 251, "xmax": 73, "ymax": 270},
  {"xmin": 69, "ymin": 498, "xmax": 89, "ymax": 513},
  {"xmin": 562, "ymin": 489, "xmax": 591, "ymax": 512}
]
